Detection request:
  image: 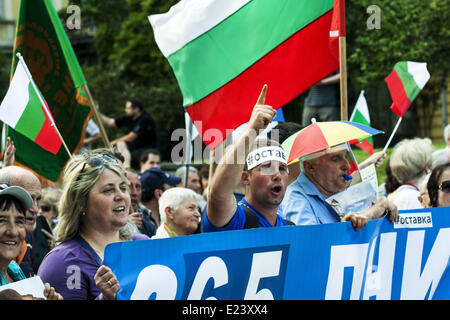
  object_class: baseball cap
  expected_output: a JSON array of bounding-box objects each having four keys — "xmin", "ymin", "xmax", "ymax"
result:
[
  {"xmin": 0, "ymin": 183, "xmax": 33, "ymax": 210},
  {"xmin": 141, "ymin": 167, "xmax": 182, "ymax": 193}
]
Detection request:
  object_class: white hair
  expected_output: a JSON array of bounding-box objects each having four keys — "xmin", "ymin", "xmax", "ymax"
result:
[
  {"xmin": 444, "ymin": 124, "xmax": 450, "ymax": 143},
  {"xmin": 158, "ymin": 187, "xmax": 198, "ymax": 224}
]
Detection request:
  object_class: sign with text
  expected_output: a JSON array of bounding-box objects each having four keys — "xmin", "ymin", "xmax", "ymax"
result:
[{"xmin": 104, "ymin": 207, "xmax": 450, "ymax": 300}]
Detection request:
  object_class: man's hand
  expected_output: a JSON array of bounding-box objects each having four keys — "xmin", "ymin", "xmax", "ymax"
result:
[
  {"xmin": 247, "ymin": 84, "xmax": 276, "ymax": 134},
  {"xmin": 342, "ymin": 213, "xmax": 368, "ymax": 231},
  {"xmin": 2, "ymin": 137, "xmax": 16, "ymax": 168},
  {"xmin": 129, "ymin": 211, "xmax": 143, "ymax": 231}
]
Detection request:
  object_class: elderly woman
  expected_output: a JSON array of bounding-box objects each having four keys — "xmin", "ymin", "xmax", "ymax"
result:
[
  {"xmin": 426, "ymin": 163, "xmax": 450, "ymax": 208},
  {"xmin": 388, "ymin": 138, "xmax": 433, "ymax": 210},
  {"xmin": 0, "ymin": 183, "xmax": 62, "ymax": 299},
  {"xmin": 152, "ymin": 187, "xmax": 201, "ymax": 239},
  {"xmin": 37, "ymin": 150, "xmax": 148, "ymax": 300}
]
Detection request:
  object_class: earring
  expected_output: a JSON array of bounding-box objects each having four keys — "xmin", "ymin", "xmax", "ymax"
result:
[{"xmin": 81, "ymin": 211, "xmax": 86, "ymax": 216}]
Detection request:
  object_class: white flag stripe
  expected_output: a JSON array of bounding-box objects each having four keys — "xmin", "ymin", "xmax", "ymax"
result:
[
  {"xmin": 149, "ymin": 0, "xmax": 251, "ymax": 58},
  {"xmin": 0, "ymin": 63, "xmax": 30, "ymax": 127},
  {"xmin": 350, "ymin": 90, "xmax": 370, "ymax": 122},
  {"xmin": 407, "ymin": 61, "xmax": 430, "ymax": 89}
]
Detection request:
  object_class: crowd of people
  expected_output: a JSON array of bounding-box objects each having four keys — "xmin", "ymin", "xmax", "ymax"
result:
[{"xmin": 0, "ymin": 91, "xmax": 449, "ymax": 300}]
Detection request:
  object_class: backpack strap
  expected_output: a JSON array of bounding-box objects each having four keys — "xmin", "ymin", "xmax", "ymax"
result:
[
  {"xmin": 242, "ymin": 204, "xmax": 260, "ymax": 229},
  {"xmin": 241, "ymin": 203, "xmax": 295, "ymax": 229}
]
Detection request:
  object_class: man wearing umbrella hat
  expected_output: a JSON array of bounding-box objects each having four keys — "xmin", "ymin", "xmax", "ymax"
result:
[
  {"xmin": 278, "ymin": 142, "xmax": 398, "ymax": 231},
  {"xmin": 203, "ymin": 85, "xmax": 293, "ymax": 232}
]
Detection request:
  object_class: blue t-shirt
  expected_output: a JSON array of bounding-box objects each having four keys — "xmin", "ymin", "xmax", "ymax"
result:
[{"xmin": 202, "ymin": 199, "xmax": 288, "ymax": 232}]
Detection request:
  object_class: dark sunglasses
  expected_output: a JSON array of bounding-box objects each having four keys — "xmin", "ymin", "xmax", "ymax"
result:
[
  {"xmin": 80, "ymin": 154, "xmax": 119, "ymax": 173},
  {"xmin": 438, "ymin": 180, "xmax": 450, "ymax": 193},
  {"xmin": 40, "ymin": 205, "xmax": 52, "ymax": 212}
]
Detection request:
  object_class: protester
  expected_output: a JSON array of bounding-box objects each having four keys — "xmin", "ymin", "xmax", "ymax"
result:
[
  {"xmin": 418, "ymin": 173, "xmax": 431, "ymax": 208},
  {"xmin": 0, "ymin": 183, "xmax": 62, "ymax": 300},
  {"xmin": 31, "ymin": 187, "xmax": 62, "ymax": 273},
  {"xmin": 279, "ymin": 142, "xmax": 398, "ymax": 231},
  {"xmin": 387, "ymin": 138, "xmax": 433, "ymax": 210},
  {"xmin": 126, "ymin": 168, "xmax": 156, "ymax": 237},
  {"xmin": 37, "ymin": 150, "xmax": 148, "ymax": 300},
  {"xmin": 0, "ymin": 166, "xmax": 43, "ymax": 277},
  {"xmin": 175, "ymin": 165, "xmax": 206, "ymax": 210},
  {"xmin": 378, "ymin": 158, "xmax": 401, "ymax": 198},
  {"xmin": 426, "ymin": 162, "xmax": 450, "ymax": 208},
  {"xmin": 100, "ymin": 99, "xmax": 159, "ymax": 170},
  {"xmin": 152, "ymin": 187, "xmax": 201, "ymax": 239},
  {"xmin": 139, "ymin": 148, "xmax": 161, "ymax": 175},
  {"xmin": 204, "ymin": 85, "xmax": 294, "ymax": 232},
  {"xmin": 302, "ymin": 72, "xmax": 340, "ymax": 126},
  {"xmin": 140, "ymin": 167, "xmax": 181, "ymax": 228},
  {"xmin": 175, "ymin": 165, "xmax": 202, "ymax": 194}
]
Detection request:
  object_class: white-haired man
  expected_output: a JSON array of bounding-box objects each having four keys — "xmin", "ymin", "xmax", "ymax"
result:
[{"xmin": 278, "ymin": 144, "xmax": 399, "ymax": 231}]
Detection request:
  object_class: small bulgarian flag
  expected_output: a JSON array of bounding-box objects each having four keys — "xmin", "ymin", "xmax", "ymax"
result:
[
  {"xmin": 349, "ymin": 91, "xmax": 373, "ymax": 155},
  {"xmin": 149, "ymin": 0, "xmax": 339, "ymax": 149},
  {"xmin": 0, "ymin": 58, "xmax": 61, "ymax": 154},
  {"xmin": 385, "ymin": 61, "xmax": 430, "ymax": 118}
]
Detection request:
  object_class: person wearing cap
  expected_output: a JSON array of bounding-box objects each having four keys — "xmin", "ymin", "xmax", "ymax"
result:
[
  {"xmin": 204, "ymin": 85, "xmax": 292, "ymax": 232},
  {"xmin": 0, "ymin": 166, "xmax": 43, "ymax": 277},
  {"xmin": 140, "ymin": 167, "xmax": 182, "ymax": 228},
  {"xmin": 278, "ymin": 143, "xmax": 399, "ymax": 231},
  {"xmin": 0, "ymin": 183, "xmax": 62, "ymax": 299}
]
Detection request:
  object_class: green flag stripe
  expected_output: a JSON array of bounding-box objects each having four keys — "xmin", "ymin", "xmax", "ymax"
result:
[
  {"xmin": 14, "ymin": 82, "xmax": 45, "ymax": 140},
  {"xmin": 393, "ymin": 61, "xmax": 421, "ymax": 102},
  {"xmin": 43, "ymin": 0, "xmax": 86, "ymax": 88},
  {"xmin": 167, "ymin": 0, "xmax": 334, "ymax": 107},
  {"xmin": 352, "ymin": 110, "xmax": 373, "ymax": 144}
]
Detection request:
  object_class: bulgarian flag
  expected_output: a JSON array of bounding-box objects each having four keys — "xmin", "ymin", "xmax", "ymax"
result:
[
  {"xmin": 149, "ymin": 0, "xmax": 339, "ymax": 149},
  {"xmin": 349, "ymin": 91, "xmax": 373, "ymax": 155},
  {"xmin": 385, "ymin": 61, "xmax": 430, "ymax": 118},
  {"xmin": 0, "ymin": 59, "xmax": 61, "ymax": 154}
]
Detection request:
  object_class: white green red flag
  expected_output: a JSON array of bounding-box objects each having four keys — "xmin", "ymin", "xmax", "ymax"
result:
[
  {"xmin": 384, "ymin": 61, "xmax": 430, "ymax": 117},
  {"xmin": 149, "ymin": 0, "xmax": 339, "ymax": 148},
  {"xmin": 0, "ymin": 61, "xmax": 61, "ymax": 154},
  {"xmin": 349, "ymin": 91, "xmax": 373, "ymax": 155}
]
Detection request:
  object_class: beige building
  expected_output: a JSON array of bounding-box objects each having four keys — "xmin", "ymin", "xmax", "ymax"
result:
[{"xmin": 0, "ymin": 0, "xmax": 68, "ymax": 51}]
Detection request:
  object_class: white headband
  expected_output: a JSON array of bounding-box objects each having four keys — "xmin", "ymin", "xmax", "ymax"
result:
[{"xmin": 246, "ymin": 146, "xmax": 287, "ymax": 170}]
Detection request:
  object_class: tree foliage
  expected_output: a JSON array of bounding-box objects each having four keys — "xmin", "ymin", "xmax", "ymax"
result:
[{"xmin": 64, "ymin": 0, "xmax": 450, "ymax": 158}]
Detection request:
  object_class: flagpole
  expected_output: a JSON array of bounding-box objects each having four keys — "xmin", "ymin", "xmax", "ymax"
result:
[
  {"xmin": 16, "ymin": 53, "xmax": 72, "ymax": 159},
  {"xmin": 339, "ymin": 33, "xmax": 348, "ymax": 121},
  {"xmin": 184, "ymin": 112, "xmax": 193, "ymax": 188},
  {"xmin": 383, "ymin": 116, "xmax": 402, "ymax": 153},
  {"xmin": 81, "ymin": 84, "xmax": 111, "ymax": 149}
]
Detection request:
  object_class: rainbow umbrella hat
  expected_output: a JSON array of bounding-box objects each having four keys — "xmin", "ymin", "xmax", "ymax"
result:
[{"xmin": 281, "ymin": 120, "xmax": 384, "ymax": 164}]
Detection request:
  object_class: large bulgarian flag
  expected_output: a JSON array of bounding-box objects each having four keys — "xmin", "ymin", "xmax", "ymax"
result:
[
  {"xmin": 385, "ymin": 61, "xmax": 430, "ymax": 118},
  {"xmin": 149, "ymin": 0, "xmax": 339, "ymax": 148},
  {"xmin": 349, "ymin": 91, "xmax": 373, "ymax": 155},
  {"xmin": 3, "ymin": 0, "xmax": 91, "ymax": 182},
  {"xmin": 0, "ymin": 60, "xmax": 61, "ymax": 154}
]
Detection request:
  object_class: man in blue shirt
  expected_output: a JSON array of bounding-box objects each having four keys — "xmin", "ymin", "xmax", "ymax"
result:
[
  {"xmin": 278, "ymin": 144, "xmax": 399, "ymax": 230},
  {"xmin": 203, "ymin": 85, "xmax": 291, "ymax": 232}
]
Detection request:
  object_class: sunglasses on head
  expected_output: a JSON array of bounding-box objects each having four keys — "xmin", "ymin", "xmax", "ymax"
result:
[
  {"xmin": 80, "ymin": 154, "xmax": 119, "ymax": 174},
  {"xmin": 438, "ymin": 180, "xmax": 450, "ymax": 193}
]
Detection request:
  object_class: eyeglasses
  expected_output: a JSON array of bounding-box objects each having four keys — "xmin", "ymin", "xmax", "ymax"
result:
[
  {"xmin": 40, "ymin": 205, "xmax": 52, "ymax": 212},
  {"xmin": 80, "ymin": 154, "xmax": 118, "ymax": 173},
  {"xmin": 438, "ymin": 180, "xmax": 450, "ymax": 193}
]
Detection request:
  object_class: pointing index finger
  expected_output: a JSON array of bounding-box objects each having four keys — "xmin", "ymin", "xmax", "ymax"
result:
[{"xmin": 256, "ymin": 84, "xmax": 268, "ymax": 105}]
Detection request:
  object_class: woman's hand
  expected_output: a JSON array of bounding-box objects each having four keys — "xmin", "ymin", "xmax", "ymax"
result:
[{"xmin": 94, "ymin": 265, "xmax": 120, "ymax": 300}]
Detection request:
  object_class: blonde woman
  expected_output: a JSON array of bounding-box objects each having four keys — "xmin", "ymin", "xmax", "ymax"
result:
[{"xmin": 38, "ymin": 150, "xmax": 148, "ymax": 300}]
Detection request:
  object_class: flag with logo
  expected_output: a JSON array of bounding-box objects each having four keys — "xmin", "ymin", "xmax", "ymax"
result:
[
  {"xmin": 349, "ymin": 91, "xmax": 373, "ymax": 155},
  {"xmin": 149, "ymin": 0, "xmax": 339, "ymax": 149},
  {"xmin": 384, "ymin": 61, "xmax": 430, "ymax": 118},
  {"xmin": 0, "ymin": 61, "xmax": 61, "ymax": 154},
  {"xmin": 3, "ymin": 0, "xmax": 91, "ymax": 182}
]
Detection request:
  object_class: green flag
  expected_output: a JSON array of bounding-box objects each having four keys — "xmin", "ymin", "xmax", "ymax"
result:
[{"xmin": 4, "ymin": 0, "xmax": 90, "ymax": 182}]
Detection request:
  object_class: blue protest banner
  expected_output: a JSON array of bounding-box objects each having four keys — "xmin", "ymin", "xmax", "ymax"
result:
[{"xmin": 104, "ymin": 207, "xmax": 450, "ymax": 300}]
